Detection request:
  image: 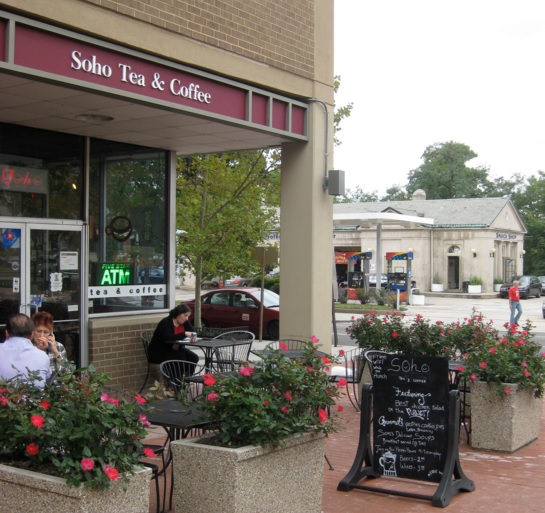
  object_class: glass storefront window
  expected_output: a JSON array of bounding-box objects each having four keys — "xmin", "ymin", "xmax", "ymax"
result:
[
  {"xmin": 0, "ymin": 123, "xmax": 83, "ymax": 219},
  {"xmin": 89, "ymin": 140, "xmax": 167, "ymax": 314}
]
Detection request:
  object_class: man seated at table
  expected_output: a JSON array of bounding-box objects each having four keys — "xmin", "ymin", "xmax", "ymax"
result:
[
  {"xmin": 149, "ymin": 304, "xmax": 199, "ymax": 375},
  {"xmin": 0, "ymin": 313, "xmax": 51, "ymax": 388}
]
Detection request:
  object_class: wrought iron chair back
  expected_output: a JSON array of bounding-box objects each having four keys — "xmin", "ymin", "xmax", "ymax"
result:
[{"xmin": 160, "ymin": 360, "xmax": 206, "ymax": 401}]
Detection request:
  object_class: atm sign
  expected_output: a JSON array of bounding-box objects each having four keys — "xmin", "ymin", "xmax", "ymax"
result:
[{"xmin": 96, "ymin": 263, "xmax": 133, "ymax": 286}]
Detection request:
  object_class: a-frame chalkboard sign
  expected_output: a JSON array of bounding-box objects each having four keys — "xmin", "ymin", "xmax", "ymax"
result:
[{"xmin": 338, "ymin": 354, "xmax": 475, "ymax": 507}]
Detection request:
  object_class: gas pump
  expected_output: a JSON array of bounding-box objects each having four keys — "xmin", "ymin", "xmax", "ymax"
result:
[
  {"xmin": 386, "ymin": 251, "xmax": 414, "ymax": 292},
  {"xmin": 347, "ymin": 251, "xmax": 372, "ymax": 300}
]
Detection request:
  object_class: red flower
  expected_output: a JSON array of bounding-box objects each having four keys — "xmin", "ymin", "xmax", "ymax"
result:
[
  {"xmin": 207, "ymin": 393, "xmax": 219, "ymax": 402},
  {"xmin": 138, "ymin": 414, "xmax": 151, "ymax": 427},
  {"xmin": 479, "ymin": 361, "xmax": 487, "ymax": 369},
  {"xmin": 103, "ymin": 465, "xmax": 119, "ymax": 481},
  {"xmin": 279, "ymin": 342, "xmax": 288, "ymax": 351},
  {"xmin": 504, "ymin": 386, "xmax": 511, "ymax": 395},
  {"xmin": 281, "ymin": 406, "xmax": 289, "ymax": 414},
  {"xmin": 0, "ymin": 396, "xmax": 7, "ymax": 407},
  {"xmin": 25, "ymin": 442, "xmax": 39, "ymax": 456},
  {"xmin": 310, "ymin": 335, "xmax": 319, "ymax": 344},
  {"xmin": 489, "ymin": 347, "xmax": 496, "ymax": 354},
  {"xmin": 81, "ymin": 458, "xmax": 95, "ymax": 471},
  {"xmin": 263, "ymin": 400, "xmax": 269, "ymax": 407},
  {"xmin": 39, "ymin": 400, "xmax": 51, "ymax": 410},
  {"xmin": 470, "ymin": 374, "xmax": 477, "ymax": 382},
  {"xmin": 318, "ymin": 408, "xmax": 328, "ymax": 423},
  {"xmin": 338, "ymin": 349, "xmax": 345, "ymax": 356},
  {"xmin": 203, "ymin": 374, "xmax": 216, "ymax": 386},
  {"xmin": 143, "ymin": 448, "xmax": 156, "ymax": 458},
  {"xmin": 523, "ymin": 370, "xmax": 531, "ymax": 377},
  {"xmin": 134, "ymin": 395, "xmax": 146, "ymax": 405},
  {"xmin": 30, "ymin": 414, "xmax": 45, "ymax": 428},
  {"xmin": 391, "ymin": 331, "xmax": 398, "ymax": 339},
  {"xmin": 284, "ymin": 391, "xmax": 292, "ymax": 401},
  {"xmin": 521, "ymin": 361, "xmax": 528, "ymax": 367},
  {"xmin": 238, "ymin": 366, "xmax": 254, "ymax": 377},
  {"xmin": 337, "ymin": 378, "xmax": 347, "ymax": 387},
  {"xmin": 321, "ymin": 355, "xmax": 332, "ymax": 365},
  {"xmin": 337, "ymin": 405, "xmax": 344, "ymax": 412}
]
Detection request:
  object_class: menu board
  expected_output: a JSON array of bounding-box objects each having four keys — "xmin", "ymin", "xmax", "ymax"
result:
[{"xmin": 371, "ymin": 354, "xmax": 449, "ymax": 483}]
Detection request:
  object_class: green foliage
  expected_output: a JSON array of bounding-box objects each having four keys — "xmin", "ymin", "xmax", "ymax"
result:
[
  {"xmin": 249, "ymin": 275, "xmax": 280, "ymax": 294},
  {"xmin": 494, "ymin": 276, "xmax": 504, "ymax": 285},
  {"xmin": 461, "ymin": 320, "xmax": 545, "ymax": 398},
  {"xmin": 433, "ymin": 273, "xmax": 442, "ymax": 284},
  {"xmin": 0, "ymin": 366, "xmax": 152, "ymax": 489},
  {"xmin": 468, "ymin": 276, "xmax": 483, "ymax": 285},
  {"xmin": 356, "ymin": 288, "xmax": 371, "ymax": 304},
  {"xmin": 334, "ymin": 185, "xmax": 378, "ymax": 204},
  {"xmin": 333, "ymin": 75, "xmax": 353, "ymax": 147},
  {"xmin": 198, "ymin": 340, "xmax": 342, "ymax": 448},
  {"xmin": 407, "ymin": 141, "xmax": 492, "ymax": 199}
]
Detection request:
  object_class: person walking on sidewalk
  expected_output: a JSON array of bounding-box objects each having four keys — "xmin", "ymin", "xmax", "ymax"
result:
[{"xmin": 509, "ymin": 280, "xmax": 522, "ymax": 326}]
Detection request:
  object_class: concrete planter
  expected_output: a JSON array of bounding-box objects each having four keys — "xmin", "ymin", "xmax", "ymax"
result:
[
  {"xmin": 171, "ymin": 432, "xmax": 325, "ymax": 513},
  {"xmin": 471, "ymin": 381, "xmax": 543, "ymax": 452},
  {"xmin": 431, "ymin": 283, "xmax": 444, "ymax": 292},
  {"xmin": 0, "ymin": 464, "xmax": 151, "ymax": 513},
  {"xmin": 494, "ymin": 284, "xmax": 502, "ymax": 292},
  {"xmin": 410, "ymin": 294, "xmax": 425, "ymax": 305},
  {"xmin": 468, "ymin": 284, "xmax": 482, "ymax": 294}
]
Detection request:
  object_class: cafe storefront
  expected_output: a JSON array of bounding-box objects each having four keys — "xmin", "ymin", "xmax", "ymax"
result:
[{"xmin": 0, "ymin": 1, "xmax": 335, "ymax": 387}]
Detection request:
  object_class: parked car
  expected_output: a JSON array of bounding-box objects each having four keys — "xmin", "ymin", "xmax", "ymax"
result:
[
  {"xmin": 369, "ymin": 273, "xmax": 389, "ymax": 289},
  {"xmin": 183, "ymin": 287, "xmax": 280, "ymax": 339},
  {"xmin": 538, "ymin": 276, "xmax": 545, "ymax": 294},
  {"xmin": 499, "ymin": 275, "xmax": 542, "ymax": 299},
  {"xmin": 224, "ymin": 276, "xmax": 254, "ymax": 287}
]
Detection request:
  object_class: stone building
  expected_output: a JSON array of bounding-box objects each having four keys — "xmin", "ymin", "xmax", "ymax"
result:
[{"xmin": 333, "ymin": 191, "xmax": 526, "ymax": 293}]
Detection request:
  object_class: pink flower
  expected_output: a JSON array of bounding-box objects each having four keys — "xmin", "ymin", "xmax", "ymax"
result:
[
  {"xmin": 81, "ymin": 458, "xmax": 95, "ymax": 471},
  {"xmin": 318, "ymin": 408, "xmax": 328, "ymax": 423},
  {"xmin": 26, "ymin": 442, "xmax": 39, "ymax": 456},
  {"xmin": 470, "ymin": 374, "xmax": 477, "ymax": 382},
  {"xmin": 337, "ymin": 405, "xmax": 344, "ymax": 412},
  {"xmin": 207, "ymin": 393, "xmax": 219, "ymax": 402},
  {"xmin": 523, "ymin": 370, "xmax": 531, "ymax": 377},
  {"xmin": 310, "ymin": 335, "xmax": 319, "ymax": 344},
  {"xmin": 284, "ymin": 391, "xmax": 292, "ymax": 401},
  {"xmin": 479, "ymin": 361, "xmax": 487, "ymax": 369},
  {"xmin": 321, "ymin": 355, "xmax": 332, "ymax": 365},
  {"xmin": 239, "ymin": 366, "xmax": 254, "ymax": 377},
  {"xmin": 30, "ymin": 414, "xmax": 45, "ymax": 428},
  {"xmin": 521, "ymin": 362, "xmax": 528, "ymax": 367},
  {"xmin": 40, "ymin": 400, "xmax": 51, "ymax": 410},
  {"xmin": 279, "ymin": 342, "xmax": 288, "ymax": 351},
  {"xmin": 504, "ymin": 386, "xmax": 511, "ymax": 395},
  {"xmin": 203, "ymin": 374, "xmax": 216, "ymax": 386},
  {"xmin": 457, "ymin": 366, "xmax": 464, "ymax": 372},
  {"xmin": 489, "ymin": 347, "xmax": 496, "ymax": 354},
  {"xmin": 139, "ymin": 414, "xmax": 151, "ymax": 427},
  {"xmin": 0, "ymin": 396, "xmax": 7, "ymax": 407},
  {"xmin": 306, "ymin": 365, "xmax": 313, "ymax": 372},
  {"xmin": 143, "ymin": 448, "xmax": 156, "ymax": 458},
  {"xmin": 134, "ymin": 395, "xmax": 146, "ymax": 405},
  {"xmin": 104, "ymin": 465, "xmax": 119, "ymax": 481},
  {"xmin": 281, "ymin": 406, "xmax": 289, "ymax": 414},
  {"xmin": 338, "ymin": 349, "xmax": 345, "ymax": 356},
  {"xmin": 391, "ymin": 331, "xmax": 398, "ymax": 339},
  {"xmin": 337, "ymin": 378, "xmax": 347, "ymax": 387},
  {"xmin": 100, "ymin": 393, "xmax": 110, "ymax": 402}
]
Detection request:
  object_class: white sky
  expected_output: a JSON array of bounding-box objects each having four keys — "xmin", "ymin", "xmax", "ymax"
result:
[{"xmin": 333, "ymin": 0, "xmax": 545, "ymax": 196}]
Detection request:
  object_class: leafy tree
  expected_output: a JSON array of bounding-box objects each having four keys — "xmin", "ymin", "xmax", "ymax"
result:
[
  {"xmin": 333, "ymin": 75, "xmax": 353, "ymax": 147},
  {"xmin": 407, "ymin": 141, "xmax": 492, "ymax": 199},
  {"xmin": 333, "ymin": 185, "xmax": 378, "ymax": 204},
  {"xmin": 381, "ymin": 185, "xmax": 408, "ymax": 201},
  {"xmin": 509, "ymin": 171, "xmax": 545, "ymax": 275},
  {"xmin": 176, "ymin": 151, "xmax": 279, "ymax": 325}
]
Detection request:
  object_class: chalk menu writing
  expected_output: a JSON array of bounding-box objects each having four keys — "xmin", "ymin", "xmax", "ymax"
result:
[{"xmin": 371, "ymin": 353, "xmax": 449, "ymax": 483}]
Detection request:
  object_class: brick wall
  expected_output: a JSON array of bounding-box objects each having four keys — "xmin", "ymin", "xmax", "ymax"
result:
[
  {"xmin": 82, "ymin": 0, "xmax": 315, "ymax": 77},
  {"xmin": 89, "ymin": 318, "xmax": 159, "ymax": 391}
]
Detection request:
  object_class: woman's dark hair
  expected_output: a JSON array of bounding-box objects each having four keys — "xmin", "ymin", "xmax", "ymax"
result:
[{"xmin": 169, "ymin": 303, "xmax": 191, "ymax": 318}]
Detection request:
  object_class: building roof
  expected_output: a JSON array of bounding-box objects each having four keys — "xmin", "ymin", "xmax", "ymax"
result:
[{"xmin": 333, "ymin": 197, "xmax": 516, "ymax": 229}]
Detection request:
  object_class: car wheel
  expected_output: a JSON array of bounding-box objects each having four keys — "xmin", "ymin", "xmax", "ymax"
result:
[
  {"xmin": 537, "ymin": 289, "xmax": 542, "ymax": 298},
  {"xmin": 267, "ymin": 320, "xmax": 280, "ymax": 340},
  {"xmin": 521, "ymin": 293, "xmax": 528, "ymax": 300}
]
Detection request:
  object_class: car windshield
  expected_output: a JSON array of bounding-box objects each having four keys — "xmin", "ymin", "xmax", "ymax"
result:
[
  {"xmin": 518, "ymin": 277, "xmax": 531, "ymax": 284},
  {"xmin": 248, "ymin": 288, "xmax": 279, "ymax": 307}
]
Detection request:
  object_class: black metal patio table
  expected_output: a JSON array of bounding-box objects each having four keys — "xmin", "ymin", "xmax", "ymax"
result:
[
  {"xmin": 147, "ymin": 399, "xmax": 214, "ymax": 512},
  {"xmin": 176, "ymin": 338, "xmax": 248, "ymax": 371}
]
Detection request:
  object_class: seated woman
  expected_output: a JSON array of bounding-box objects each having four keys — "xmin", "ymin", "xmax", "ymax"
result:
[
  {"xmin": 148, "ymin": 304, "xmax": 199, "ymax": 374},
  {"xmin": 32, "ymin": 311, "xmax": 72, "ymax": 375}
]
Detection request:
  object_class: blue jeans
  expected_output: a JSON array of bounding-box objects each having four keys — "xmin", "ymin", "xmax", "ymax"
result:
[{"xmin": 510, "ymin": 301, "xmax": 522, "ymax": 325}]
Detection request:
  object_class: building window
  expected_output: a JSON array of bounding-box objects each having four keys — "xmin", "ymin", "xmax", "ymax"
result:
[
  {"xmin": 448, "ymin": 245, "xmax": 461, "ymax": 254},
  {"xmin": 89, "ymin": 140, "xmax": 167, "ymax": 314}
]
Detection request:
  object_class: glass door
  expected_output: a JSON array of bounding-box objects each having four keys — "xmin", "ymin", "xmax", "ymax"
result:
[{"xmin": 0, "ymin": 222, "xmax": 84, "ymax": 366}]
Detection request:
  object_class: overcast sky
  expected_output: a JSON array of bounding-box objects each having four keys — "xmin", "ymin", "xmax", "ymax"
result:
[{"xmin": 333, "ymin": 0, "xmax": 545, "ymax": 196}]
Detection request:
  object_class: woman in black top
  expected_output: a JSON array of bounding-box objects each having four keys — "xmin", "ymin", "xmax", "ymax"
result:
[{"xmin": 148, "ymin": 304, "xmax": 199, "ymax": 374}]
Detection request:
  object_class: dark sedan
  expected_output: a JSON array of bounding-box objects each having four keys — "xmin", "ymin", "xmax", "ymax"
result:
[
  {"xmin": 183, "ymin": 287, "xmax": 280, "ymax": 339},
  {"xmin": 499, "ymin": 275, "xmax": 542, "ymax": 299}
]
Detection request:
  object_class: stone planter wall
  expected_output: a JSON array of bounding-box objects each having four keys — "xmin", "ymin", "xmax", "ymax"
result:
[
  {"xmin": 471, "ymin": 381, "xmax": 543, "ymax": 452},
  {"xmin": 468, "ymin": 284, "xmax": 482, "ymax": 294},
  {"xmin": 0, "ymin": 465, "xmax": 151, "ymax": 513},
  {"xmin": 431, "ymin": 283, "xmax": 444, "ymax": 292},
  {"xmin": 171, "ymin": 432, "xmax": 325, "ymax": 513}
]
